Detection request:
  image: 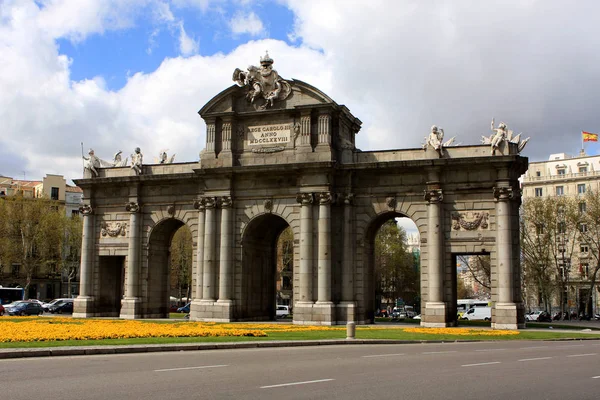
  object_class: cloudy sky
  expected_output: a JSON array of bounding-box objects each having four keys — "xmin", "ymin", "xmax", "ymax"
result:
[{"xmin": 2, "ymin": 0, "xmax": 600, "ymax": 186}]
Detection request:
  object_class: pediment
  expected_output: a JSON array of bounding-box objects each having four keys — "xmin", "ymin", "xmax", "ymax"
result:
[{"xmin": 198, "ymin": 79, "xmax": 337, "ymax": 118}]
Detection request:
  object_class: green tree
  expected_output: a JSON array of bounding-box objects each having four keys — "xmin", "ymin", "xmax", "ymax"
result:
[
  {"xmin": 0, "ymin": 193, "xmax": 67, "ymax": 297},
  {"xmin": 170, "ymin": 226, "xmax": 193, "ymax": 303},
  {"xmin": 374, "ymin": 220, "xmax": 418, "ymax": 307},
  {"xmin": 62, "ymin": 214, "xmax": 82, "ymax": 298}
]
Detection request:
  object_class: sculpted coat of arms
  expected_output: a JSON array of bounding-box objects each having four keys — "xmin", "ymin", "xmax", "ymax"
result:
[{"xmin": 232, "ymin": 52, "xmax": 292, "ymax": 109}]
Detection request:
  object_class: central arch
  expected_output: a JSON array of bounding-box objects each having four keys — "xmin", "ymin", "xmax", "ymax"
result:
[{"xmin": 240, "ymin": 213, "xmax": 291, "ymax": 321}]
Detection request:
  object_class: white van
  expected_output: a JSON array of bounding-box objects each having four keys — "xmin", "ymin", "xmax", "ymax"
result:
[
  {"xmin": 461, "ymin": 306, "xmax": 491, "ymax": 321},
  {"xmin": 276, "ymin": 305, "xmax": 290, "ymax": 318}
]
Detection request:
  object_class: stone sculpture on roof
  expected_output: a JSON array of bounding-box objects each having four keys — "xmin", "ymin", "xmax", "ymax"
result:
[
  {"xmin": 422, "ymin": 125, "xmax": 457, "ymax": 158},
  {"xmin": 131, "ymin": 147, "xmax": 143, "ymax": 175},
  {"xmin": 232, "ymin": 51, "xmax": 292, "ymax": 109},
  {"xmin": 482, "ymin": 119, "xmax": 530, "ymax": 154},
  {"xmin": 83, "ymin": 149, "xmax": 100, "ymax": 177}
]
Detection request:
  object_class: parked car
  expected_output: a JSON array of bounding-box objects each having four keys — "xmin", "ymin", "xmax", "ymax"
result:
[
  {"xmin": 525, "ymin": 311, "xmax": 543, "ymax": 322},
  {"xmin": 49, "ymin": 300, "xmax": 74, "ymax": 314},
  {"xmin": 43, "ymin": 298, "xmax": 72, "ymax": 313},
  {"xmin": 177, "ymin": 302, "xmax": 191, "ymax": 313},
  {"xmin": 2, "ymin": 300, "xmax": 27, "ymax": 313},
  {"xmin": 0, "ymin": 304, "xmax": 4, "ymax": 316},
  {"xmin": 276, "ymin": 305, "xmax": 290, "ymax": 318},
  {"xmin": 391, "ymin": 310, "xmax": 407, "ymax": 319},
  {"xmin": 7, "ymin": 301, "xmax": 43, "ymax": 316},
  {"xmin": 461, "ymin": 306, "xmax": 491, "ymax": 321},
  {"xmin": 537, "ymin": 311, "xmax": 552, "ymax": 322},
  {"xmin": 413, "ymin": 314, "xmax": 421, "ymax": 320}
]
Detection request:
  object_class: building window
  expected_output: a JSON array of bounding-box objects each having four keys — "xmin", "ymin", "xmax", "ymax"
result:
[
  {"xmin": 536, "ymin": 171, "xmax": 541, "ymax": 177},
  {"xmin": 71, "ymin": 210, "xmax": 80, "ymax": 217},
  {"xmin": 577, "ymin": 184, "xmax": 586, "ymax": 194},
  {"xmin": 557, "ymin": 169, "xmax": 566, "ymax": 175},
  {"xmin": 555, "ymin": 186, "xmax": 564, "ymax": 196},
  {"xmin": 51, "ymin": 187, "xmax": 59, "ymax": 200},
  {"xmin": 580, "ymin": 244, "xmax": 589, "ymax": 254},
  {"xmin": 579, "ymin": 223, "xmax": 588, "ymax": 233},
  {"xmin": 282, "ymin": 276, "xmax": 292, "ymax": 290},
  {"xmin": 12, "ymin": 264, "xmax": 20, "ymax": 277},
  {"xmin": 536, "ymin": 224, "xmax": 544, "ymax": 235},
  {"xmin": 581, "ymin": 263, "xmax": 589, "ymax": 278},
  {"xmin": 579, "ymin": 166, "xmax": 588, "ymax": 173},
  {"xmin": 535, "ymin": 188, "xmax": 543, "ymax": 197},
  {"xmin": 559, "ymin": 265, "xmax": 568, "ymax": 279},
  {"xmin": 558, "ymin": 222, "xmax": 566, "ymax": 234},
  {"xmin": 579, "ymin": 202, "xmax": 587, "ymax": 213}
]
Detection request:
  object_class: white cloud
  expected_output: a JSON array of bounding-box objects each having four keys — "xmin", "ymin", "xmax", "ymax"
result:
[
  {"xmin": 177, "ymin": 21, "xmax": 199, "ymax": 56},
  {"xmin": 229, "ymin": 11, "xmax": 264, "ymax": 36}
]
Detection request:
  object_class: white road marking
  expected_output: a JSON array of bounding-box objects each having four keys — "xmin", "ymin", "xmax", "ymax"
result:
[
  {"xmin": 557, "ymin": 344, "xmax": 585, "ymax": 348},
  {"xmin": 362, "ymin": 353, "xmax": 405, "ymax": 358},
  {"xmin": 518, "ymin": 357, "xmax": 552, "ymax": 362},
  {"xmin": 567, "ymin": 353, "xmax": 597, "ymax": 358},
  {"xmin": 154, "ymin": 364, "xmax": 228, "ymax": 372},
  {"xmin": 519, "ymin": 346, "xmax": 548, "ymax": 350},
  {"xmin": 461, "ymin": 362, "xmax": 501, "ymax": 367},
  {"xmin": 475, "ymin": 349, "xmax": 506, "ymax": 352},
  {"xmin": 260, "ymin": 379, "xmax": 335, "ymax": 389},
  {"xmin": 422, "ymin": 351, "xmax": 457, "ymax": 355},
  {"xmin": 592, "ymin": 376, "xmax": 600, "ymax": 379}
]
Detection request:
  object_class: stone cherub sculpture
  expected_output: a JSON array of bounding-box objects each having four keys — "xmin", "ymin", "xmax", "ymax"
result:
[
  {"xmin": 130, "ymin": 147, "xmax": 143, "ymax": 175},
  {"xmin": 112, "ymin": 150, "xmax": 128, "ymax": 167},
  {"xmin": 232, "ymin": 52, "xmax": 292, "ymax": 109},
  {"xmin": 83, "ymin": 149, "xmax": 100, "ymax": 177},
  {"xmin": 422, "ymin": 125, "xmax": 456, "ymax": 158},
  {"xmin": 483, "ymin": 119, "xmax": 530, "ymax": 155}
]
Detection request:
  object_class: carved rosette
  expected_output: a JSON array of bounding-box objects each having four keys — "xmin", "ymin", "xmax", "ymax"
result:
[
  {"xmin": 263, "ymin": 199, "xmax": 273, "ymax": 212},
  {"xmin": 451, "ymin": 212, "xmax": 489, "ymax": 231},
  {"xmin": 167, "ymin": 205, "xmax": 175, "ymax": 217},
  {"xmin": 296, "ymin": 193, "xmax": 314, "ymax": 206},
  {"xmin": 493, "ymin": 187, "xmax": 513, "ymax": 201},
  {"xmin": 386, "ymin": 197, "xmax": 397, "ymax": 210},
  {"xmin": 424, "ymin": 189, "xmax": 443, "ymax": 203},
  {"xmin": 101, "ymin": 221, "xmax": 127, "ymax": 237},
  {"xmin": 79, "ymin": 204, "xmax": 93, "ymax": 215},
  {"xmin": 125, "ymin": 202, "xmax": 140, "ymax": 213},
  {"xmin": 219, "ymin": 196, "xmax": 233, "ymax": 208},
  {"xmin": 319, "ymin": 192, "xmax": 333, "ymax": 205}
]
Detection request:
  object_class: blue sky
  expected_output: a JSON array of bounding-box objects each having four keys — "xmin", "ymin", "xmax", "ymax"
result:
[{"xmin": 2, "ymin": 0, "xmax": 600, "ymax": 190}]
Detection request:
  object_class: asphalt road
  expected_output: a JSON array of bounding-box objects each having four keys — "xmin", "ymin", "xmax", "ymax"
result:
[{"xmin": 1, "ymin": 340, "xmax": 599, "ymax": 400}]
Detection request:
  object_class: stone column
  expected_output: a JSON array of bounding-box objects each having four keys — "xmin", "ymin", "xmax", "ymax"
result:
[
  {"xmin": 317, "ymin": 192, "xmax": 332, "ymax": 304},
  {"xmin": 202, "ymin": 197, "xmax": 217, "ymax": 301},
  {"xmin": 206, "ymin": 122, "xmax": 216, "ymax": 152},
  {"xmin": 317, "ymin": 113, "xmax": 331, "ymax": 145},
  {"xmin": 121, "ymin": 201, "xmax": 141, "ymax": 319},
  {"xmin": 423, "ymin": 187, "xmax": 446, "ymax": 327},
  {"xmin": 193, "ymin": 199, "xmax": 205, "ymax": 300},
  {"xmin": 73, "ymin": 204, "xmax": 94, "ymax": 317},
  {"xmin": 296, "ymin": 193, "xmax": 314, "ymax": 303},
  {"xmin": 494, "ymin": 186, "xmax": 514, "ymax": 304},
  {"xmin": 218, "ymin": 196, "xmax": 233, "ymax": 302},
  {"xmin": 341, "ymin": 194, "xmax": 354, "ymax": 302},
  {"xmin": 78, "ymin": 204, "xmax": 94, "ymax": 297},
  {"xmin": 300, "ymin": 113, "xmax": 311, "ymax": 146},
  {"xmin": 222, "ymin": 122, "xmax": 232, "ymax": 151}
]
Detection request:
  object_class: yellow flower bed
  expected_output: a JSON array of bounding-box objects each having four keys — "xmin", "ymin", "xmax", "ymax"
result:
[
  {"xmin": 403, "ymin": 327, "xmax": 519, "ymax": 336},
  {"xmin": 0, "ymin": 318, "xmax": 342, "ymax": 343}
]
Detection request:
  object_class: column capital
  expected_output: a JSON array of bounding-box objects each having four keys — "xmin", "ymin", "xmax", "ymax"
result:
[
  {"xmin": 125, "ymin": 202, "xmax": 140, "ymax": 213},
  {"xmin": 203, "ymin": 197, "xmax": 217, "ymax": 209},
  {"xmin": 493, "ymin": 186, "xmax": 513, "ymax": 201},
  {"xmin": 343, "ymin": 193, "xmax": 354, "ymax": 205},
  {"xmin": 424, "ymin": 189, "xmax": 443, "ymax": 203},
  {"xmin": 79, "ymin": 204, "xmax": 93, "ymax": 215},
  {"xmin": 296, "ymin": 192, "xmax": 314, "ymax": 205},
  {"xmin": 318, "ymin": 192, "xmax": 333, "ymax": 205},
  {"xmin": 219, "ymin": 196, "xmax": 233, "ymax": 208},
  {"xmin": 193, "ymin": 198, "xmax": 205, "ymax": 211}
]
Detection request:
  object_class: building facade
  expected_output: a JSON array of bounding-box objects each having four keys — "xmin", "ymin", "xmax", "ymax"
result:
[{"xmin": 521, "ymin": 151, "xmax": 600, "ymax": 314}]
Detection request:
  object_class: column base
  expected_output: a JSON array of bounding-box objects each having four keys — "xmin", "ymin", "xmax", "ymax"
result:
[
  {"xmin": 422, "ymin": 301, "xmax": 452, "ymax": 327},
  {"xmin": 492, "ymin": 302, "xmax": 524, "ymax": 330},
  {"xmin": 336, "ymin": 301, "xmax": 357, "ymax": 324},
  {"xmin": 293, "ymin": 301, "xmax": 336, "ymax": 325},
  {"xmin": 190, "ymin": 299, "xmax": 234, "ymax": 321},
  {"xmin": 120, "ymin": 297, "xmax": 142, "ymax": 319},
  {"xmin": 73, "ymin": 296, "xmax": 95, "ymax": 318}
]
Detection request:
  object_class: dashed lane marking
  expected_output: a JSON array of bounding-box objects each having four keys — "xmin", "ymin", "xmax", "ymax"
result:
[
  {"xmin": 260, "ymin": 379, "xmax": 334, "ymax": 389},
  {"xmin": 461, "ymin": 362, "xmax": 501, "ymax": 367},
  {"xmin": 518, "ymin": 357, "xmax": 552, "ymax": 362},
  {"xmin": 154, "ymin": 365, "xmax": 228, "ymax": 372},
  {"xmin": 567, "ymin": 353, "xmax": 597, "ymax": 358},
  {"xmin": 362, "ymin": 353, "xmax": 406, "ymax": 358}
]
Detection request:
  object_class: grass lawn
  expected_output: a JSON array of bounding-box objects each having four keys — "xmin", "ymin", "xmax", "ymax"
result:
[{"xmin": 0, "ymin": 316, "xmax": 598, "ymax": 348}]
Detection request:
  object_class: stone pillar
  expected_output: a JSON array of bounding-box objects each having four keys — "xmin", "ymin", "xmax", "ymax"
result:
[
  {"xmin": 121, "ymin": 201, "xmax": 141, "ymax": 319},
  {"xmin": 296, "ymin": 193, "xmax": 314, "ymax": 304},
  {"xmin": 338, "ymin": 193, "xmax": 356, "ymax": 322},
  {"xmin": 493, "ymin": 185, "xmax": 519, "ymax": 329},
  {"xmin": 300, "ymin": 113, "xmax": 311, "ymax": 146},
  {"xmin": 221, "ymin": 122, "xmax": 232, "ymax": 151},
  {"xmin": 206, "ymin": 122, "xmax": 216, "ymax": 152},
  {"xmin": 202, "ymin": 197, "xmax": 217, "ymax": 301},
  {"xmin": 423, "ymin": 187, "xmax": 447, "ymax": 327},
  {"xmin": 73, "ymin": 204, "xmax": 94, "ymax": 317},
  {"xmin": 317, "ymin": 192, "xmax": 332, "ymax": 304},
  {"xmin": 217, "ymin": 196, "xmax": 233, "ymax": 302},
  {"xmin": 317, "ymin": 113, "xmax": 331, "ymax": 145},
  {"xmin": 190, "ymin": 199, "xmax": 205, "ymax": 320}
]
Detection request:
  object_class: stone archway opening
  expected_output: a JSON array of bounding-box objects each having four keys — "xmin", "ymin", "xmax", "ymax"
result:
[
  {"xmin": 241, "ymin": 214, "xmax": 291, "ymax": 321},
  {"xmin": 454, "ymin": 253, "xmax": 492, "ymax": 323},
  {"xmin": 365, "ymin": 212, "xmax": 420, "ymax": 323},
  {"xmin": 146, "ymin": 218, "xmax": 186, "ymax": 318}
]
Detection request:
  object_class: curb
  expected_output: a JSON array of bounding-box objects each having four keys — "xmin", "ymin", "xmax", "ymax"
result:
[{"xmin": 2, "ymin": 336, "xmax": 599, "ymax": 359}]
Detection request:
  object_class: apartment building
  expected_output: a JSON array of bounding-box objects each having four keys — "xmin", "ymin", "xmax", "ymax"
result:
[{"xmin": 521, "ymin": 151, "xmax": 600, "ymax": 314}]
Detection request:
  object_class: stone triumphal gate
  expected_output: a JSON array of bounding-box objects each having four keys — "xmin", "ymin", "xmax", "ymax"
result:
[{"xmin": 74, "ymin": 54, "xmax": 528, "ymax": 329}]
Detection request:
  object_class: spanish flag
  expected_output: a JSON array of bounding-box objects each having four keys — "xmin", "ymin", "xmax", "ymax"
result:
[{"xmin": 583, "ymin": 131, "xmax": 598, "ymax": 142}]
